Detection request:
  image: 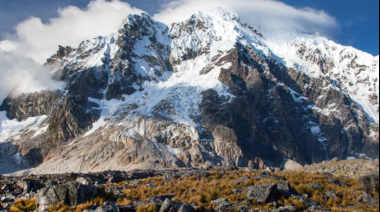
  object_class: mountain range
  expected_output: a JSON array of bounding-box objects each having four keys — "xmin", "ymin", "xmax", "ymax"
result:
[{"xmin": 0, "ymin": 8, "xmax": 378, "ymax": 175}]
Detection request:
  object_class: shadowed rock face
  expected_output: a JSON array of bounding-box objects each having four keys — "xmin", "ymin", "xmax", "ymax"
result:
[
  {"xmin": 200, "ymin": 43, "xmax": 378, "ymax": 166},
  {"xmin": 0, "ymin": 11, "xmax": 378, "ymax": 174},
  {"xmin": 0, "ymin": 91, "xmax": 61, "ymax": 121}
]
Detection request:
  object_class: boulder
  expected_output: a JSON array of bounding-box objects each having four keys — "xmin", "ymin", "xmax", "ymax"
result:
[
  {"xmin": 246, "ymin": 183, "xmax": 279, "ymax": 203},
  {"xmin": 359, "ymin": 175, "xmax": 379, "ymax": 193},
  {"xmin": 277, "ymin": 182, "xmax": 296, "ymax": 198},
  {"xmin": 36, "ymin": 182, "xmax": 97, "ymax": 212},
  {"xmin": 285, "ymin": 160, "xmax": 303, "ymax": 171}
]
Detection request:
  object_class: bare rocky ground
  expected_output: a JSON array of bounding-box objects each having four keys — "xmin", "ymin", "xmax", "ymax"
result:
[
  {"xmin": 301, "ymin": 159, "xmax": 379, "ymax": 179},
  {"xmin": 0, "ymin": 159, "xmax": 379, "ymax": 212}
]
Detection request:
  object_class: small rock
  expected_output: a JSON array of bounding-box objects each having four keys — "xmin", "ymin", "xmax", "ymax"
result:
[
  {"xmin": 178, "ymin": 204, "xmax": 196, "ymax": 212},
  {"xmin": 211, "ymin": 198, "xmax": 228, "ymax": 205},
  {"xmin": 308, "ymin": 182, "xmax": 322, "ymax": 191},
  {"xmin": 13, "ymin": 188, "xmax": 23, "ymax": 195},
  {"xmin": 16, "ymin": 180, "xmax": 32, "ymax": 193},
  {"xmin": 159, "ymin": 198, "xmax": 174, "ymax": 212},
  {"xmin": 232, "ymin": 188, "xmax": 243, "ymax": 195},
  {"xmin": 77, "ymin": 177, "xmax": 93, "ymax": 186},
  {"xmin": 274, "ymin": 206, "xmax": 300, "ymax": 212},
  {"xmin": 326, "ymin": 178, "xmax": 339, "ymax": 185},
  {"xmin": 146, "ymin": 183, "xmax": 157, "ymax": 188},
  {"xmin": 285, "ymin": 160, "xmax": 303, "ymax": 171},
  {"xmin": 324, "ymin": 191, "xmax": 337, "ymax": 200},
  {"xmin": 1, "ymin": 185, "xmax": 10, "ymax": 191},
  {"xmin": 291, "ymin": 194, "xmax": 318, "ymax": 207},
  {"xmin": 1, "ymin": 197, "xmax": 14, "ymax": 203},
  {"xmin": 304, "ymin": 205, "xmax": 331, "ymax": 212},
  {"xmin": 129, "ymin": 180, "xmax": 140, "ymax": 187},
  {"xmin": 105, "ymin": 185, "xmax": 125, "ymax": 198},
  {"xmin": 95, "ymin": 205, "xmax": 117, "ymax": 212},
  {"xmin": 356, "ymin": 191, "xmax": 378, "ymax": 203},
  {"xmin": 214, "ymin": 202, "xmax": 234, "ymax": 212},
  {"xmin": 237, "ymin": 206, "xmax": 251, "ymax": 212}
]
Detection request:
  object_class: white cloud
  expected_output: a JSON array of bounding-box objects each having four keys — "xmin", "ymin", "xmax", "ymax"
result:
[
  {"xmin": 0, "ymin": 0, "xmax": 144, "ymax": 64},
  {"xmin": 154, "ymin": 0, "xmax": 338, "ymax": 36},
  {"xmin": 0, "ymin": 50, "xmax": 64, "ymax": 102}
]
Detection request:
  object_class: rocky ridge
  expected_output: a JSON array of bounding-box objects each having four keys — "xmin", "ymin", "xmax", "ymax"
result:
[{"xmin": 0, "ymin": 8, "xmax": 379, "ymax": 174}]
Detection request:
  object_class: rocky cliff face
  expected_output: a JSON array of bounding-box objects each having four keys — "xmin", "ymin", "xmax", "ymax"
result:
[{"xmin": 0, "ymin": 8, "xmax": 378, "ymax": 174}]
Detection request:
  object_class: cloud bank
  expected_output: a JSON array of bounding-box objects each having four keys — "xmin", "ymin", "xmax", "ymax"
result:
[
  {"xmin": 154, "ymin": 0, "xmax": 337, "ymax": 35},
  {"xmin": 0, "ymin": 50, "xmax": 64, "ymax": 102},
  {"xmin": 0, "ymin": 0, "xmax": 144, "ymax": 64}
]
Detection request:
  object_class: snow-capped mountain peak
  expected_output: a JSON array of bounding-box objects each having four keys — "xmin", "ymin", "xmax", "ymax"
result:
[{"xmin": 0, "ymin": 9, "xmax": 378, "ymax": 174}]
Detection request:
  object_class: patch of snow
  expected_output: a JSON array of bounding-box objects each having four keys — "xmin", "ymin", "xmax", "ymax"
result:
[
  {"xmin": 83, "ymin": 117, "xmax": 109, "ymax": 137},
  {"xmin": 33, "ymin": 125, "xmax": 49, "ymax": 138},
  {"xmin": 0, "ymin": 114, "xmax": 48, "ymax": 142},
  {"xmin": 288, "ymin": 87, "xmax": 308, "ymax": 103}
]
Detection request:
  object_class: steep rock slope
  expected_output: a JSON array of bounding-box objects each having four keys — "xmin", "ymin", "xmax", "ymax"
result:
[{"xmin": 0, "ymin": 8, "xmax": 378, "ymax": 174}]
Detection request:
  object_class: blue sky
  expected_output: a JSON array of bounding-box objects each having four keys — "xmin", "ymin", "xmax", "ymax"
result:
[{"xmin": 0, "ymin": 0, "xmax": 378, "ymax": 55}]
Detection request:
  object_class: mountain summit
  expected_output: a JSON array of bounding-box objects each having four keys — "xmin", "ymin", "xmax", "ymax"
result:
[{"xmin": 0, "ymin": 9, "xmax": 378, "ymax": 174}]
